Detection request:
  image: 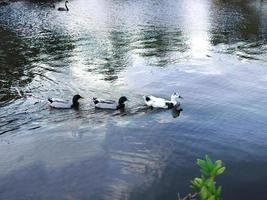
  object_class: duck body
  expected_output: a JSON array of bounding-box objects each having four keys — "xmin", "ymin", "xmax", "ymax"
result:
[
  {"xmin": 57, "ymin": 7, "xmax": 67, "ymax": 11},
  {"xmin": 48, "ymin": 94, "xmax": 82, "ymax": 109},
  {"xmin": 48, "ymin": 98, "xmax": 72, "ymax": 108},
  {"xmin": 144, "ymin": 93, "xmax": 182, "ymax": 109},
  {"xmin": 93, "ymin": 96, "xmax": 128, "ymax": 110},
  {"xmin": 58, "ymin": 0, "xmax": 69, "ymax": 11},
  {"xmin": 93, "ymin": 99, "xmax": 118, "ymax": 109},
  {"xmin": 144, "ymin": 95, "xmax": 169, "ymax": 108}
]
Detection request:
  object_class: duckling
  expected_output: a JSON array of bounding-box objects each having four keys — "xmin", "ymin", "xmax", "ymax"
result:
[
  {"xmin": 144, "ymin": 92, "xmax": 183, "ymax": 109},
  {"xmin": 93, "ymin": 96, "xmax": 128, "ymax": 110},
  {"xmin": 48, "ymin": 94, "xmax": 82, "ymax": 109}
]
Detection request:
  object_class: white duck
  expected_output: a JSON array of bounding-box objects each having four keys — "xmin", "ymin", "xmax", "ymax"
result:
[
  {"xmin": 144, "ymin": 92, "xmax": 183, "ymax": 109},
  {"xmin": 93, "ymin": 96, "xmax": 128, "ymax": 110},
  {"xmin": 48, "ymin": 94, "xmax": 83, "ymax": 109}
]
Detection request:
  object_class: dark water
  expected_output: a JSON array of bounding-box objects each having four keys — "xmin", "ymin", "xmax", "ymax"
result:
[{"xmin": 1, "ymin": 0, "xmax": 267, "ymax": 199}]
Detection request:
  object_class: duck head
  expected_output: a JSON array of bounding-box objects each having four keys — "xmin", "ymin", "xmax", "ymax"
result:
[
  {"xmin": 118, "ymin": 96, "xmax": 128, "ymax": 105},
  {"xmin": 116, "ymin": 96, "xmax": 128, "ymax": 110},
  {"xmin": 72, "ymin": 94, "xmax": 83, "ymax": 104},
  {"xmin": 171, "ymin": 92, "xmax": 183, "ymax": 103}
]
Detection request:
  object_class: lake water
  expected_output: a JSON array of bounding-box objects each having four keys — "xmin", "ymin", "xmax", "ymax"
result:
[{"xmin": 0, "ymin": 0, "xmax": 267, "ymax": 199}]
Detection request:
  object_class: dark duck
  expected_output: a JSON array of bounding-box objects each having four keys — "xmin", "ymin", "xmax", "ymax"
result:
[
  {"xmin": 48, "ymin": 94, "xmax": 83, "ymax": 109},
  {"xmin": 93, "ymin": 96, "xmax": 128, "ymax": 110}
]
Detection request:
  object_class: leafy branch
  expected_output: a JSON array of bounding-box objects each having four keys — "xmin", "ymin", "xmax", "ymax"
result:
[{"xmin": 178, "ymin": 155, "xmax": 226, "ymax": 200}]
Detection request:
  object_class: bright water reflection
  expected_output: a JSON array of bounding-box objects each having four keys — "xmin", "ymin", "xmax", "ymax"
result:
[{"xmin": 0, "ymin": 0, "xmax": 267, "ymax": 199}]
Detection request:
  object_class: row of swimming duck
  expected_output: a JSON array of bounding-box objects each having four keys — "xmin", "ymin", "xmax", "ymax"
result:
[{"xmin": 48, "ymin": 92, "xmax": 183, "ymax": 111}]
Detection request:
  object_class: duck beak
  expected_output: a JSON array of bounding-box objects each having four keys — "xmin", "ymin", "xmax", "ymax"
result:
[{"xmin": 179, "ymin": 96, "xmax": 183, "ymax": 99}]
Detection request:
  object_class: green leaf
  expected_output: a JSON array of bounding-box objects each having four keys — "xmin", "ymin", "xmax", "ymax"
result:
[
  {"xmin": 201, "ymin": 169, "xmax": 210, "ymax": 177},
  {"xmin": 197, "ymin": 159, "xmax": 209, "ymax": 174},
  {"xmin": 191, "ymin": 177, "xmax": 205, "ymax": 191},
  {"xmin": 205, "ymin": 179, "xmax": 216, "ymax": 194},
  {"xmin": 197, "ymin": 159, "xmax": 205, "ymax": 167},
  {"xmin": 207, "ymin": 195, "xmax": 216, "ymax": 200},
  {"xmin": 212, "ymin": 162, "xmax": 222, "ymax": 174},
  {"xmin": 217, "ymin": 167, "xmax": 226, "ymax": 175},
  {"xmin": 205, "ymin": 179, "xmax": 213, "ymax": 188},
  {"xmin": 215, "ymin": 160, "xmax": 222, "ymax": 167},
  {"xmin": 216, "ymin": 186, "xmax": 222, "ymax": 196},
  {"xmin": 191, "ymin": 155, "xmax": 225, "ymax": 200},
  {"xmin": 194, "ymin": 178, "xmax": 203, "ymax": 184},
  {"xmin": 205, "ymin": 155, "xmax": 214, "ymax": 171},
  {"xmin": 199, "ymin": 186, "xmax": 208, "ymax": 200}
]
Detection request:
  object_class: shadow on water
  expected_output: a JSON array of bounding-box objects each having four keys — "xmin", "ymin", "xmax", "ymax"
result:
[
  {"xmin": 0, "ymin": 2, "xmax": 77, "ymax": 133},
  {"xmin": 29, "ymin": 32, "xmax": 75, "ymax": 63},
  {"xmin": 0, "ymin": 27, "xmax": 33, "ymax": 106},
  {"xmin": 125, "ymin": 105, "xmax": 183, "ymax": 119},
  {"xmin": 85, "ymin": 30, "xmax": 131, "ymax": 82},
  {"xmin": 211, "ymin": 1, "xmax": 266, "ymax": 43},
  {"xmin": 0, "ymin": 1, "xmax": 77, "ymax": 106},
  {"xmin": 210, "ymin": 0, "xmax": 267, "ymax": 60},
  {"xmin": 131, "ymin": 26, "xmax": 189, "ymax": 67},
  {"xmin": 0, "ymin": 156, "xmax": 110, "ymax": 199}
]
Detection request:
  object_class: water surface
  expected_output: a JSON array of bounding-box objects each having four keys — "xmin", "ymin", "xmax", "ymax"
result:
[{"xmin": 1, "ymin": 0, "xmax": 267, "ymax": 199}]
